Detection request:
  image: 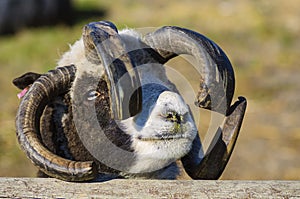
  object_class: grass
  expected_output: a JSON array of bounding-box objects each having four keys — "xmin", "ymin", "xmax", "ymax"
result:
[{"xmin": 0, "ymin": 0, "xmax": 299, "ymax": 179}]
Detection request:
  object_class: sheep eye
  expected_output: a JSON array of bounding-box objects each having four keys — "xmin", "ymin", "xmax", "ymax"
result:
[{"xmin": 87, "ymin": 90, "xmax": 100, "ymax": 101}]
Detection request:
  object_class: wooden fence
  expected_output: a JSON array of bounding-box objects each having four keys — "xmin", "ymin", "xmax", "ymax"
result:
[{"xmin": 0, "ymin": 178, "xmax": 299, "ymax": 198}]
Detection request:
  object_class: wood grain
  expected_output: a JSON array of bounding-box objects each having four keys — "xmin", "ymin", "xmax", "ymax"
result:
[{"xmin": 0, "ymin": 178, "xmax": 299, "ymax": 198}]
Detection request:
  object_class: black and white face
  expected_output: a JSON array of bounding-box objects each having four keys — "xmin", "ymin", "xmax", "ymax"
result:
[
  {"xmin": 61, "ymin": 26, "xmax": 199, "ymax": 175},
  {"xmin": 121, "ymin": 91, "xmax": 197, "ymax": 173}
]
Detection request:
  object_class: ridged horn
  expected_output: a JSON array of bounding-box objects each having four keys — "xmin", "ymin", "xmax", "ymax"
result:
[
  {"xmin": 143, "ymin": 26, "xmax": 246, "ymax": 179},
  {"xmin": 181, "ymin": 97, "xmax": 247, "ymax": 179},
  {"xmin": 83, "ymin": 21, "xmax": 142, "ymax": 119},
  {"xmin": 15, "ymin": 65, "xmax": 98, "ymax": 181}
]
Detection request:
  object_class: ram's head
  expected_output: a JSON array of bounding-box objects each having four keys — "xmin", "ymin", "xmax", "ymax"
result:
[{"xmin": 13, "ymin": 21, "xmax": 246, "ymax": 181}]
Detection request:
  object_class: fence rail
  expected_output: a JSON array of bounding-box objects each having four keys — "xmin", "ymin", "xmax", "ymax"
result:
[{"xmin": 0, "ymin": 178, "xmax": 299, "ymax": 198}]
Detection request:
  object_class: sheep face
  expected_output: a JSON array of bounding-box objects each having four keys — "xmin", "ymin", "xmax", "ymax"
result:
[
  {"xmin": 57, "ymin": 27, "xmax": 198, "ymax": 175},
  {"xmin": 14, "ymin": 21, "xmax": 247, "ymax": 181}
]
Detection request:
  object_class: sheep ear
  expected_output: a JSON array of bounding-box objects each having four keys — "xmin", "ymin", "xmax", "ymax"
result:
[{"xmin": 12, "ymin": 72, "xmax": 41, "ymax": 89}]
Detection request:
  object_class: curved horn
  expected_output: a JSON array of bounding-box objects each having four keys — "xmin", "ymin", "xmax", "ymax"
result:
[
  {"xmin": 83, "ymin": 21, "xmax": 142, "ymax": 119},
  {"xmin": 143, "ymin": 26, "xmax": 234, "ymax": 114},
  {"xmin": 143, "ymin": 26, "xmax": 246, "ymax": 179},
  {"xmin": 181, "ymin": 97, "xmax": 247, "ymax": 179},
  {"xmin": 16, "ymin": 65, "xmax": 98, "ymax": 181}
]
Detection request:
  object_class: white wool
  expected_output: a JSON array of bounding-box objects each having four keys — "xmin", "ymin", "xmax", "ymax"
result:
[
  {"xmin": 56, "ymin": 28, "xmax": 143, "ymax": 79},
  {"xmin": 57, "ymin": 38, "xmax": 102, "ymax": 77},
  {"xmin": 119, "ymin": 28, "xmax": 144, "ymax": 52}
]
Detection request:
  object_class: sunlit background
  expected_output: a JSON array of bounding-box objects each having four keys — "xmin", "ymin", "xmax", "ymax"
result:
[{"xmin": 0, "ymin": 0, "xmax": 299, "ymax": 180}]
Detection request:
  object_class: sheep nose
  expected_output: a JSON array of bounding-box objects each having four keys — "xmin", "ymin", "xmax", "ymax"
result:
[{"xmin": 167, "ymin": 113, "xmax": 182, "ymax": 124}]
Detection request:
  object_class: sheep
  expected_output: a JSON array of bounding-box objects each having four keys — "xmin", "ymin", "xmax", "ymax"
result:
[{"xmin": 13, "ymin": 21, "xmax": 247, "ymax": 181}]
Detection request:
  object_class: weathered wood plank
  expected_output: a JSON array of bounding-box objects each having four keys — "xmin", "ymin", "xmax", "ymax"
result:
[{"xmin": 0, "ymin": 178, "xmax": 299, "ymax": 198}]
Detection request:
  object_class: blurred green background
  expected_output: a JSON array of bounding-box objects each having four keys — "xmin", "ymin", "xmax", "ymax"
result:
[{"xmin": 0, "ymin": 0, "xmax": 299, "ymax": 179}]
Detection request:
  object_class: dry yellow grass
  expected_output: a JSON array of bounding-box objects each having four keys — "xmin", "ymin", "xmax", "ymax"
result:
[{"xmin": 0, "ymin": 0, "xmax": 299, "ymax": 179}]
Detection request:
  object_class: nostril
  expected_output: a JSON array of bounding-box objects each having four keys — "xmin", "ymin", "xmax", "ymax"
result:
[
  {"xmin": 166, "ymin": 113, "xmax": 173, "ymax": 119},
  {"xmin": 176, "ymin": 114, "xmax": 182, "ymax": 124}
]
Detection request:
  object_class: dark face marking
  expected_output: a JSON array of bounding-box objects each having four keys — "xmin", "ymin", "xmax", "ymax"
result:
[
  {"xmin": 72, "ymin": 72, "xmax": 133, "ymax": 148},
  {"xmin": 70, "ymin": 72, "xmax": 136, "ymax": 173}
]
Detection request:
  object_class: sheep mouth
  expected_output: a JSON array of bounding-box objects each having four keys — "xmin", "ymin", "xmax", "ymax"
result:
[{"xmin": 136, "ymin": 134, "xmax": 187, "ymax": 141}]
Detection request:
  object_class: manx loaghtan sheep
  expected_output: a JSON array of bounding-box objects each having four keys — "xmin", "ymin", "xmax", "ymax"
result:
[{"xmin": 13, "ymin": 21, "xmax": 247, "ymax": 181}]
